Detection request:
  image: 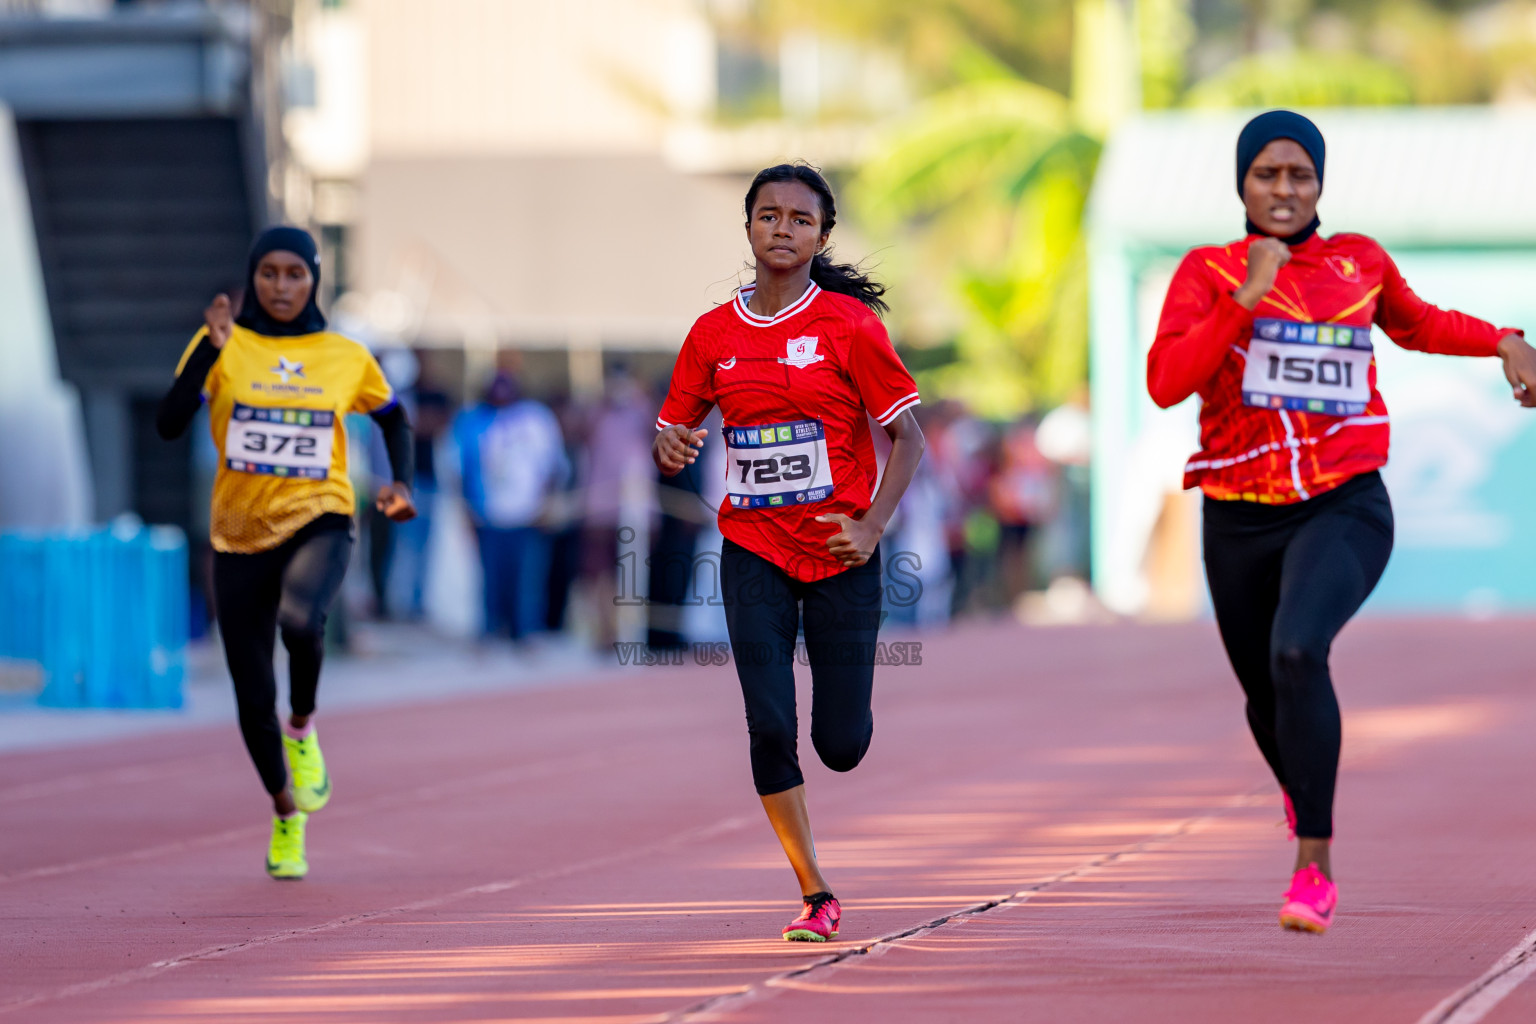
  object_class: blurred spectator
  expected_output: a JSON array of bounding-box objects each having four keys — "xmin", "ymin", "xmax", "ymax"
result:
[
  {"xmin": 1034, "ymin": 394, "xmax": 1092, "ymax": 582},
  {"xmin": 361, "ymin": 349, "xmax": 422, "ymax": 620},
  {"xmin": 987, "ymin": 421, "xmax": 1058, "ymax": 606},
  {"xmin": 577, "ymin": 365, "xmax": 655, "ymax": 651},
  {"xmin": 544, "ymin": 393, "xmax": 585, "ymax": 633},
  {"xmin": 649, "ymin": 405, "xmax": 722, "ymax": 650},
  {"xmin": 391, "ymin": 385, "xmax": 451, "ymax": 620},
  {"xmin": 943, "ymin": 408, "xmax": 995, "ymax": 617},
  {"xmin": 885, "ymin": 404, "xmax": 955, "ymax": 628},
  {"xmin": 454, "ymin": 372, "xmax": 569, "ymax": 643}
]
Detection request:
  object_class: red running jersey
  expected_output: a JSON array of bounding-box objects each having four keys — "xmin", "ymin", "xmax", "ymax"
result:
[
  {"xmin": 1148, "ymin": 232, "xmax": 1517, "ymax": 504},
  {"xmin": 658, "ymin": 282, "xmax": 920, "ymax": 581}
]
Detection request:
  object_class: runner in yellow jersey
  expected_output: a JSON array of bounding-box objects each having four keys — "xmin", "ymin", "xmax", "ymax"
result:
[{"xmin": 157, "ymin": 226, "xmax": 416, "ymax": 879}]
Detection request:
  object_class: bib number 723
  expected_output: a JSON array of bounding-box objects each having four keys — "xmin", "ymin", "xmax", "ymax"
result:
[{"xmin": 737, "ymin": 453, "xmax": 813, "ymax": 485}]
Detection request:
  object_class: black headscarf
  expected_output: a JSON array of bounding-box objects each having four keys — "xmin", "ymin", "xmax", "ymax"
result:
[
  {"xmin": 1236, "ymin": 110, "xmax": 1325, "ymax": 245},
  {"xmin": 235, "ymin": 226, "xmax": 327, "ymax": 336}
]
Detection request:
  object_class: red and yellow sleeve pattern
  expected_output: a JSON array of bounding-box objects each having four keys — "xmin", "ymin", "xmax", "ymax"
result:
[{"xmin": 1148, "ymin": 233, "xmax": 1518, "ymax": 504}]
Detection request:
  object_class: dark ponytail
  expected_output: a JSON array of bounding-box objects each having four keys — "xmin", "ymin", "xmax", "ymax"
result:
[{"xmin": 744, "ymin": 162, "xmax": 889, "ymax": 316}]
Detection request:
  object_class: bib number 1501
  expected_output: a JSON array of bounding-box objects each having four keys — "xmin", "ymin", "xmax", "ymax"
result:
[
  {"xmin": 737, "ymin": 453, "xmax": 813, "ymax": 485},
  {"xmin": 1266, "ymin": 353, "xmax": 1355, "ymax": 388}
]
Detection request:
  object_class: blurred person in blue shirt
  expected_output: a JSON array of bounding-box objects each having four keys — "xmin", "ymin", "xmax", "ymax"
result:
[
  {"xmin": 454, "ymin": 372, "xmax": 569, "ymax": 642},
  {"xmin": 391, "ymin": 385, "xmax": 451, "ymax": 620}
]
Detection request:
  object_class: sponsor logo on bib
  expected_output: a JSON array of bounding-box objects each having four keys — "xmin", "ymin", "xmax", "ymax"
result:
[{"xmin": 724, "ymin": 418, "xmax": 835, "ymax": 508}]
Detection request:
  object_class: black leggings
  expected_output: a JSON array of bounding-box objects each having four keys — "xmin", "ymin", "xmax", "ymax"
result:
[
  {"xmin": 1202, "ymin": 471, "xmax": 1393, "ymax": 839},
  {"xmin": 213, "ymin": 515, "xmax": 353, "ymax": 796},
  {"xmin": 721, "ymin": 538, "xmax": 885, "ymax": 796}
]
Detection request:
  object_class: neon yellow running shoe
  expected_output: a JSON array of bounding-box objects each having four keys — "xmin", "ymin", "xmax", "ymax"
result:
[
  {"xmin": 283, "ymin": 729, "xmax": 331, "ymax": 813},
  {"xmin": 266, "ymin": 812, "xmax": 308, "ymax": 879}
]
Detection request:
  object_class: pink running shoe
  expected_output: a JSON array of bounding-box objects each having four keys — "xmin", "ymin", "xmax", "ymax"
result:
[
  {"xmin": 1283, "ymin": 791, "xmax": 1297, "ymax": 840},
  {"xmin": 1279, "ymin": 863, "xmax": 1336, "ymax": 933},
  {"xmin": 783, "ymin": 892, "xmax": 840, "ymax": 942}
]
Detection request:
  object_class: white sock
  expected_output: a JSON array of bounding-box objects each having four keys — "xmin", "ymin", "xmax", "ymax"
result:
[{"xmin": 284, "ymin": 720, "xmax": 314, "ymax": 740}]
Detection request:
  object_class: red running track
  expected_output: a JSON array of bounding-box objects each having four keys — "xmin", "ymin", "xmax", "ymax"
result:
[{"xmin": 3, "ymin": 619, "xmax": 1536, "ymax": 1023}]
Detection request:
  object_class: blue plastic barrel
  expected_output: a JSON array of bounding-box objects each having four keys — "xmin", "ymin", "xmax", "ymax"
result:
[{"xmin": 0, "ymin": 525, "xmax": 187, "ymax": 709}]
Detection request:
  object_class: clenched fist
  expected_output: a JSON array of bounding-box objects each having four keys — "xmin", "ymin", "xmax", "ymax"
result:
[{"xmin": 1234, "ymin": 236, "xmax": 1292, "ymax": 310}]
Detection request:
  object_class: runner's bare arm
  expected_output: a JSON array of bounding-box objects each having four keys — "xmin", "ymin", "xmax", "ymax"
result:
[{"xmin": 817, "ymin": 408, "xmax": 924, "ymax": 568}]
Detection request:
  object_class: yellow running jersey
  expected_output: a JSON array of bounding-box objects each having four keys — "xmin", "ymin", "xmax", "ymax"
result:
[{"xmin": 177, "ymin": 324, "xmax": 395, "ymax": 554}]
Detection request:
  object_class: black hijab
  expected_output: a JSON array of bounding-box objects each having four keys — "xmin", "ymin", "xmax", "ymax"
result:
[
  {"xmin": 1236, "ymin": 110, "xmax": 1325, "ymax": 245},
  {"xmin": 235, "ymin": 226, "xmax": 327, "ymax": 336}
]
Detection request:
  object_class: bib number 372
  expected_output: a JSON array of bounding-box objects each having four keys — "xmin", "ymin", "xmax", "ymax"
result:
[
  {"xmin": 724, "ymin": 419, "xmax": 834, "ymax": 509},
  {"xmin": 225, "ymin": 403, "xmax": 335, "ymax": 480}
]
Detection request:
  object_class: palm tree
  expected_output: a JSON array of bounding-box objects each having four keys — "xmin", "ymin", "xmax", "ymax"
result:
[{"xmin": 853, "ymin": 77, "xmax": 1099, "ymax": 416}]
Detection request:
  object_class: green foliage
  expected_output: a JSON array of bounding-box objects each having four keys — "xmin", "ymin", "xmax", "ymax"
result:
[
  {"xmin": 742, "ymin": 0, "xmax": 1078, "ymax": 95},
  {"xmin": 853, "ymin": 79, "xmax": 1099, "ymax": 417},
  {"xmin": 706, "ymin": 0, "xmax": 1536, "ymax": 420},
  {"xmin": 1185, "ymin": 49, "xmax": 1414, "ymax": 107},
  {"xmin": 1138, "ymin": 0, "xmax": 1197, "ymax": 107}
]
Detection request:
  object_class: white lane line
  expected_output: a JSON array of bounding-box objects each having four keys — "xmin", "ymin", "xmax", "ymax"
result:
[
  {"xmin": 0, "ymin": 814, "xmax": 751, "ymax": 1017},
  {"xmin": 1416, "ymin": 926, "xmax": 1536, "ymax": 1024},
  {"xmin": 0, "ymin": 751, "xmax": 613, "ymax": 885},
  {"xmin": 0, "ymin": 759, "xmax": 203, "ymax": 806},
  {"xmin": 666, "ymin": 788, "xmax": 1267, "ymax": 1023}
]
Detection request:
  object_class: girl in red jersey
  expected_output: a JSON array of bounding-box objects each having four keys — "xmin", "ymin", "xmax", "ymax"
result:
[
  {"xmin": 1148, "ymin": 110, "xmax": 1536, "ymax": 933},
  {"xmin": 654, "ymin": 163, "xmax": 924, "ymax": 942}
]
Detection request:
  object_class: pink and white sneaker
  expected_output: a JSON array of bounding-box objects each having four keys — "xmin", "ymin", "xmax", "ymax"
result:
[
  {"xmin": 1283, "ymin": 791, "xmax": 1297, "ymax": 840},
  {"xmin": 1279, "ymin": 863, "xmax": 1336, "ymax": 933},
  {"xmin": 783, "ymin": 892, "xmax": 840, "ymax": 942}
]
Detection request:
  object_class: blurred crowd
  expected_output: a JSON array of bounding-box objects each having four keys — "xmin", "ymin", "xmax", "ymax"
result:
[{"xmin": 347, "ymin": 355, "xmax": 1092, "ymax": 652}]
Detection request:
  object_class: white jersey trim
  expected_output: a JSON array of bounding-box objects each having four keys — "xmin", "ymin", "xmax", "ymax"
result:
[
  {"xmin": 733, "ymin": 282, "xmax": 821, "ymax": 327},
  {"xmin": 1183, "ymin": 414, "xmax": 1389, "ymax": 474},
  {"xmin": 1277, "ymin": 409, "xmax": 1310, "ymax": 500},
  {"xmin": 876, "ymin": 393, "xmax": 922, "ymax": 425}
]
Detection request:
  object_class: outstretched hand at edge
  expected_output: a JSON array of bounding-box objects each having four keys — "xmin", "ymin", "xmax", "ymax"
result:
[
  {"xmin": 204, "ymin": 294, "xmax": 234, "ymax": 350},
  {"xmin": 1497, "ymin": 332, "xmax": 1536, "ymax": 409}
]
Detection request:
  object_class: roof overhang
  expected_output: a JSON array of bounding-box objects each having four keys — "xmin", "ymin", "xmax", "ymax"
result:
[{"xmin": 1090, "ymin": 107, "xmax": 1536, "ymax": 249}]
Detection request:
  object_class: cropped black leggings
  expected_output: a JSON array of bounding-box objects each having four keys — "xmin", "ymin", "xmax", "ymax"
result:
[
  {"xmin": 213, "ymin": 515, "xmax": 353, "ymax": 796},
  {"xmin": 1203, "ymin": 472, "xmax": 1393, "ymax": 839},
  {"xmin": 721, "ymin": 538, "xmax": 885, "ymax": 796}
]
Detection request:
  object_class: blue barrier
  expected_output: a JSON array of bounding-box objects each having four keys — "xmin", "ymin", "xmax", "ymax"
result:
[{"xmin": 0, "ymin": 526, "xmax": 187, "ymax": 709}]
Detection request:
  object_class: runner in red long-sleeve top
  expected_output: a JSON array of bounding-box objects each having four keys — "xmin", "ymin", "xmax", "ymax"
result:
[
  {"xmin": 1146, "ymin": 110, "xmax": 1536, "ymax": 935},
  {"xmin": 1150, "ymin": 234, "xmax": 1517, "ymax": 503}
]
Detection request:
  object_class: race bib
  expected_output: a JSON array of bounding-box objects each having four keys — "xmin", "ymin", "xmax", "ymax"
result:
[
  {"xmin": 1242, "ymin": 318, "xmax": 1374, "ymax": 416},
  {"xmin": 225, "ymin": 403, "xmax": 335, "ymax": 479},
  {"xmin": 724, "ymin": 419, "xmax": 834, "ymax": 509}
]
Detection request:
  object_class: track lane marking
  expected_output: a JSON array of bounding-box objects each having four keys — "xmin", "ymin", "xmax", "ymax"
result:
[
  {"xmin": 0, "ymin": 751, "xmax": 614, "ymax": 885},
  {"xmin": 665, "ymin": 787, "xmax": 1269, "ymax": 1023},
  {"xmin": 0, "ymin": 815, "xmax": 751, "ymax": 1017},
  {"xmin": 1416, "ymin": 926, "xmax": 1536, "ymax": 1024},
  {"xmin": 0, "ymin": 758, "xmax": 209, "ymax": 806}
]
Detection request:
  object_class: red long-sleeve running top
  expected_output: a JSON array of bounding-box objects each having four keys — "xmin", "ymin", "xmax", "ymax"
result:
[{"xmin": 1148, "ymin": 231, "xmax": 1516, "ymax": 503}]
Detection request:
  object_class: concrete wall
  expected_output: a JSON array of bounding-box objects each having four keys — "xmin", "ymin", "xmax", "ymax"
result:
[{"xmin": 0, "ymin": 104, "xmax": 90, "ymax": 529}]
